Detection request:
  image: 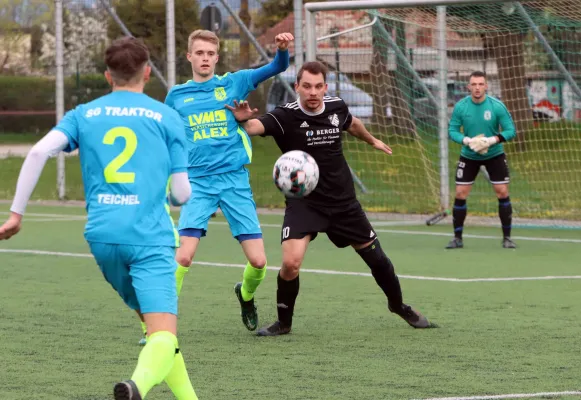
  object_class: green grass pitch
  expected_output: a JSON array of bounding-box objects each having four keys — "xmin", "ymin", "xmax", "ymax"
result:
[
  {"xmin": 3, "ymin": 120, "xmax": 581, "ymax": 220},
  {"xmin": 0, "ymin": 204, "xmax": 580, "ymax": 399}
]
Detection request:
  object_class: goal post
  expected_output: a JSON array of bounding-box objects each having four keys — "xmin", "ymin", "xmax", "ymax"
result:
[
  {"xmin": 55, "ymin": 0, "xmax": 175, "ymax": 200},
  {"xmin": 304, "ymin": 0, "xmax": 581, "ymax": 228},
  {"xmin": 55, "ymin": 0, "xmax": 65, "ymax": 200}
]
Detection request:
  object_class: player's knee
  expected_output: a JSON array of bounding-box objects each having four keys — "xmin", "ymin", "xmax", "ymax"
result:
[
  {"xmin": 495, "ymin": 187, "xmax": 509, "ymax": 198},
  {"xmin": 455, "ymin": 188, "xmax": 470, "ymax": 200},
  {"xmin": 356, "ymin": 239, "xmax": 394, "ymax": 272},
  {"xmin": 248, "ymin": 254, "xmax": 267, "ymax": 269},
  {"xmin": 282, "ymin": 256, "xmax": 302, "ymax": 277}
]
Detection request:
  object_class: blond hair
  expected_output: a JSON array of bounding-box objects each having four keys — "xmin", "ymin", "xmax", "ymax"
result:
[{"xmin": 188, "ymin": 30, "xmax": 220, "ymax": 52}]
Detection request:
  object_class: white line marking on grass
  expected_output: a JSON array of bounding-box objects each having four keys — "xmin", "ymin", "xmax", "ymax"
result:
[
  {"xmin": 208, "ymin": 221, "xmax": 581, "ymax": 244},
  {"xmin": 416, "ymin": 390, "xmax": 581, "ymax": 400},
  {"xmin": 24, "ymin": 217, "xmax": 86, "ymax": 222},
  {"xmin": 369, "ymin": 220, "xmax": 425, "ymax": 226},
  {"xmin": 229, "ymin": 222, "xmax": 581, "ymax": 244},
  {"xmin": 1, "ymin": 212, "xmax": 580, "ymax": 244},
  {"xmin": 1, "ymin": 249, "xmax": 580, "ymax": 282},
  {"xmin": 0, "ymin": 249, "xmax": 93, "ymax": 258},
  {"xmin": 371, "ymin": 228, "xmax": 581, "ymax": 244},
  {"xmin": 0, "ymin": 212, "xmax": 85, "ymax": 218}
]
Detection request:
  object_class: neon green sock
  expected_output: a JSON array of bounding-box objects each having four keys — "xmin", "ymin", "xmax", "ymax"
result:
[
  {"xmin": 140, "ymin": 321, "xmax": 147, "ymax": 336},
  {"xmin": 241, "ymin": 261, "xmax": 267, "ymax": 302},
  {"xmin": 131, "ymin": 331, "xmax": 177, "ymax": 398},
  {"xmin": 175, "ymin": 264, "xmax": 189, "ymax": 297},
  {"xmin": 165, "ymin": 349, "xmax": 198, "ymax": 400}
]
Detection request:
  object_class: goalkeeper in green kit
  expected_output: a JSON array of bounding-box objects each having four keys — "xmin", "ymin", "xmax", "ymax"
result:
[{"xmin": 447, "ymin": 71, "xmax": 517, "ymax": 249}]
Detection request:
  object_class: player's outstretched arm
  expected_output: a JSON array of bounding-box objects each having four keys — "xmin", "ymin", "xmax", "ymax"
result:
[
  {"xmin": 346, "ymin": 116, "xmax": 392, "ymax": 155},
  {"xmin": 225, "ymin": 100, "xmax": 266, "ymax": 136},
  {"xmin": 250, "ymin": 33, "xmax": 293, "ymax": 87},
  {"xmin": 0, "ymin": 130, "xmax": 70, "ymax": 240}
]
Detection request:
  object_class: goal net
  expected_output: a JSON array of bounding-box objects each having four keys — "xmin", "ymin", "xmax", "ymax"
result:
[{"xmin": 308, "ymin": 0, "xmax": 581, "ymax": 227}]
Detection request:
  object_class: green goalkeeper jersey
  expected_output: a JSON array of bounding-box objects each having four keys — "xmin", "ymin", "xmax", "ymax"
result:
[{"xmin": 448, "ymin": 95, "xmax": 516, "ymax": 160}]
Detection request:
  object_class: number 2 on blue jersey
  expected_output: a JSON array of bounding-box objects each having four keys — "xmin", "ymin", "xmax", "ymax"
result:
[{"xmin": 103, "ymin": 127, "xmax": 137, "ymax": 184}]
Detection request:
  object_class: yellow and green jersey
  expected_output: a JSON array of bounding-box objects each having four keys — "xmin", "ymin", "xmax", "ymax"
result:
[
  {"xmin": 165, "ymin": 49, "xmax": 290, "ymax": 179},
  {"xmin": 165, "ymin": 71, "xmax": 257, "ymax": 178}
]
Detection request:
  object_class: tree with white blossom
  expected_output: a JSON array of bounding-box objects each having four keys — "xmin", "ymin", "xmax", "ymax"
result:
[{"xmin": 39, "ymin": 7, "xmax": 108, "ymax": 75}]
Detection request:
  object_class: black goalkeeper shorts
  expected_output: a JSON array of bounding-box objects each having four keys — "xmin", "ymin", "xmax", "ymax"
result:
[
  {"xmin": 281, "ymin": 200, "xmax": 376, "ymax": 248},
  {"xmin": 455, "ymin": 153, "xmax": 510, "ymax": 186}
]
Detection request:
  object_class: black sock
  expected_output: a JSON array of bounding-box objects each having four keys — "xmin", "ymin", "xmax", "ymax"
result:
[
  {"xmin": 498, "ymin": 196, "xmax": 512, "ymax": 238},
  {"xmin": 277, "ymin": 272, "xmax": 299, "ymax": 327},
  {"xmin": 453, "ymin": 198, "xmax": 467, "ymax": 239},
  {"xmin": 356, "ymin": 239, "xmax": 403, "ymax": 309}
]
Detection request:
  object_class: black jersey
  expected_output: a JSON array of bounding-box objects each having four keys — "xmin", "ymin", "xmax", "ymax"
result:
[{"xmin": 258, "ymin": 96, "xmax": 355, "ymax": 207}]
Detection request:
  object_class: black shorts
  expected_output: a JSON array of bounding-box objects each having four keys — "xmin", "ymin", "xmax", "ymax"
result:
[
  {"xmin": 281, "ymin": 200, "xmax": 376, "ymax": 248},
  {"xmin": 455, "ymin": 154, "xmax": 510, "ymax": 186}
]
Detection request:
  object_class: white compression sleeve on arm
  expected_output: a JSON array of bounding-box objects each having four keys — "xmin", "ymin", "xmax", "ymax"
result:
[
  {"xmin": 169, "ymin": 172, "xmax": 191, "ymax": 206},
  {"xmin": 10, "ymin": 130, "xmax": 70, "ymax": 215}
]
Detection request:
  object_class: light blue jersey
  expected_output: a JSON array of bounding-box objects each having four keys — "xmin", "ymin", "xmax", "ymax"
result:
[
  {"xmin": 166, "ymin": 51, "xmax": 289, "ymax": 240},
  {"xmin": 55, "ymin": 91, "xmax": 187, "ymax": 247},
  {"xmin": 165, "ymin": 70, "xmax": 256, "ymax": 178}
]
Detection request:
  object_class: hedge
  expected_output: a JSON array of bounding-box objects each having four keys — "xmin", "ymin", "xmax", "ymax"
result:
[
  {"xmin": 0, "ymin": 74, "xmax": 169, "ymax": 133},
  {"xmin": 0, "ymin": 74, "xmax": 270, "ymax": 134}
]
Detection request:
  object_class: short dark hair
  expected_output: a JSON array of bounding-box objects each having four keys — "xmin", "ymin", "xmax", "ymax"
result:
[
  {"xmin": 469, "ymin": 71, "xmax": 486, "ymax": 80},
  {"xmin": 105, "ymin": 37, "xmax": 150, "ymax": 86},
  {"xmin": 296, "ymin": 61, "xmax": 328, "ymax": 84}
]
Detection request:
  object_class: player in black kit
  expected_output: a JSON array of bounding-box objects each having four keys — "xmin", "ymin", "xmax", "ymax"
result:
[{"xmin": 226, "ymin": 61, "xmax": 431, "ymax": 336}]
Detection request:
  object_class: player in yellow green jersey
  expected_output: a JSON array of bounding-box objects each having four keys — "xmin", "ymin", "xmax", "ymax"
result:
[{"xmin": 160, "ymin": 30, "xmax": 293, "ymax": 338}]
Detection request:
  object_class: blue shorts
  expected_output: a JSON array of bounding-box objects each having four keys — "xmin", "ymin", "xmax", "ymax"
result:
[
  {"xmin": 88, "ymin": 242, "xmax": 177, "ymax": 315},
  {"xmin": 178, "ymin": 168, "xmax": 262, "ymax": 239}
]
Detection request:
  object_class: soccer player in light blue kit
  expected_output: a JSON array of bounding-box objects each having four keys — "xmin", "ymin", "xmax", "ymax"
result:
[
  {"xmin": 164, "ymin": 30, "xmax": 294, "ymax": 333},
  {"xmin": 0, "ymin": 37, "xmax": 198, "ymax": 400}
]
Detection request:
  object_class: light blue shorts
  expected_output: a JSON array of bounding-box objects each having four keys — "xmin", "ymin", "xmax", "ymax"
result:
[
  {"xmin": 88, "ymin": 242, "xmax": 177, "ymax": 315},
  {"xmin": 178, "ymin": 167, "xmax": 262, "ymax": 240}
]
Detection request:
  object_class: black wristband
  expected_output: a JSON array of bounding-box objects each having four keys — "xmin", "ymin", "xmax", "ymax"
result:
[{"xmin": 496, "ymin": 134, "xmax": 506, "ymax": 143}]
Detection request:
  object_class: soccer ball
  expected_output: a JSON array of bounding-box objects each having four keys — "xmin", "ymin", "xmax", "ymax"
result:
[{"xmin": 273, "ymin": 150, "xmax": 319, "ymax": 198}]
